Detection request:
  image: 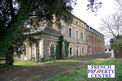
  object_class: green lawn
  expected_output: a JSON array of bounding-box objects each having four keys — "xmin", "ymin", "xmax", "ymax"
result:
[
  {"xmin": 47, "ymin": 58, "xmax": 122, "ymax": 81},
  {"xmin": 0, "ymin": 56, "xmax": 86, "ymax": 70},
  {"xmin": 13, "ymin": 55, "xmax": 88, "ymax": 66}
]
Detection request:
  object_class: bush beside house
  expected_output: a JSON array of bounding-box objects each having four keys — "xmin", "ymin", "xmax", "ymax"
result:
[{"xmin": 111, "ymin": 36, "xmax": 122, "ymax": 58}]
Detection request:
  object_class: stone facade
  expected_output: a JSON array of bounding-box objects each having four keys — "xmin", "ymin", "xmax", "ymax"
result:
[
  {"xmin": 63, "ymin": 16, "xmax": 87, "ymax": 57},
  {"xmin": 14, "ymin": 15, "xmax": 105, "ymax": 62}
]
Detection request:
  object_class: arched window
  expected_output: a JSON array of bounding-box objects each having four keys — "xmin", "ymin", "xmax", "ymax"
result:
[{"xmin": 50, "ymin": 44, "xmax": 55, "ymax": 57}]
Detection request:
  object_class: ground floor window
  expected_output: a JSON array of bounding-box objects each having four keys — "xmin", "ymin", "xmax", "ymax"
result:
[
  {"xmin": 50, "ymin": 43, "xmax": 55, "ymax": 57},
  {"xmin": 82, "ymin": 46, "xmax": 84, "ymax": 54},
  {"xmin": 76, "ymin": 46, "xmax": 79, "ymax": 57},
  {"xmin": 69, "ymin": 45, "xmax": 72, "ymax": 55}
]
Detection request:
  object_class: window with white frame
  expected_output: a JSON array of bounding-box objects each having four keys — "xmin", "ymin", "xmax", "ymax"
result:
[
  {"xmin": 69, "ymin": 45, "xmax": 72, "ymax": 55},
  {"xmin": 76, "ymin": 30, "xmax": 78, "ymax": 39},
  {"xmin": 82, "ymin": 46, "xmax": 84, "ymax": 54}
]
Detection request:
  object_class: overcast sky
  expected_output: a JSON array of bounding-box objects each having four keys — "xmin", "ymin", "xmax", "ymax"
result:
[{"xmin": 72, "ymin": 0, "xmax": 117, "ymax": 44}]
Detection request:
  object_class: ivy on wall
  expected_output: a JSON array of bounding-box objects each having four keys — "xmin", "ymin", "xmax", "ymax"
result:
[
  {"xmin": 55, "ymin": 41, "xmax": 62, "ymax": 59},
  {"xmin": 64, "ymin": 41, "xmax": 70, "ymax": 58}
]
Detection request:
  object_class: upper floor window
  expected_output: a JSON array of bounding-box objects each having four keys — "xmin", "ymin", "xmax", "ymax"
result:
[
  {"xmin": 76, "ymin": 20, "xmax": 79, "ymax": 25},
  {"xmin": 81, "ymin": 32, "xmax": 84, "ymax": 40},
  {"xmin": 76, "ymin": 30, "xmax": 79, "ymax": 39},
  {"xmin": 81, "ymin": 24, "xmax": 84, "ymax": 27},
  {"xmin": 68, "ymin": 27, "xmax": 74, "ymax": 38},
  {"xmin": 89, "ymin": 35, "xmax": 91, "ymax": 42},
  {"xmin": 68, "ymin": 27, "xmax": 72, "ymax": 37}
]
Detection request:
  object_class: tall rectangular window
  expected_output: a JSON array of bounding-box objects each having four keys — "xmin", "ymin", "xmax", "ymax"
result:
[
  {"xmin": 81, "ymin": 32, "xmax": 83, "ymax": 40},
  {"xmin": 81, "ymin": 24, "xmax": 84, "ymax": 27},
  {"xmin": 82, "ymin": 46, "xmax": 84, "ymax": 54},
  {"xmin": 68, "ymin": 27, "xmax": 72, "ymax": 38},
  {"xmin": 69, "ymin": 45, "xmax": 72, "ymax": 55},
  {"xmin": 69, "ymin": 28, "xmax": 71, "ymax": 37},
  {"xmin": 76, "ymin": 20, "xmax": 79, "ymax": 24}
]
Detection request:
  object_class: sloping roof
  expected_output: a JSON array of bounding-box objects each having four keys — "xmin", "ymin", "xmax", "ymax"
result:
[
  {"xmin": 41, "ymin": 27, "xmax": 62, "ymax": 37},
  {"xmin": 23, "ymin": 26, "xmax": 62, "ymax": 37}
]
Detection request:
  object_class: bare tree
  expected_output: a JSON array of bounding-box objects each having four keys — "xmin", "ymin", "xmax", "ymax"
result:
[
  {"xmin": 100, "ymin": 12, "xmax": 122, "ymax": 39},
  {"xmin": 115, "ymin": 0, "xmax": 122, "ymax": 11}
]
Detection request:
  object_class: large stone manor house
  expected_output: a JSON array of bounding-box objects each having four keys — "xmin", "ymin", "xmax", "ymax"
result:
[{"xmin": 14, "ymin": 15, "xmax": 105, "ymax": 62}]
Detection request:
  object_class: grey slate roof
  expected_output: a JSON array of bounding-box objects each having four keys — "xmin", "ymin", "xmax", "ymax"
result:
[
  {"xmin": 41, "ymin": 27, "xmax": 62, "ymax": 37},
  {"xmin": 23, "ymin": 26, "xmax": 62, "ymax": 37}
]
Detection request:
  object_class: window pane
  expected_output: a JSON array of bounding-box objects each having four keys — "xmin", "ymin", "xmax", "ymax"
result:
[{"xmin": 69, "ymin": 28, "xmax": 71, "ymax": 37}]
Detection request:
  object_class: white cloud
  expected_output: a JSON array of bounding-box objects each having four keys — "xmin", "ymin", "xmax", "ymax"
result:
[
  {"xmin": 72, "ymin": 0, "xmax": 117, "ymax": 44},
  {"xmin": 72, "ymin": 0, "xmax": 116, "ymax": 30}
]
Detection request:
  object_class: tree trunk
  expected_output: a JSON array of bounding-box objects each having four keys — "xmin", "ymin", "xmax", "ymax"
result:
[{"xmin": 5, "ymin": 46, "xmax": 14, "ymax": 65}]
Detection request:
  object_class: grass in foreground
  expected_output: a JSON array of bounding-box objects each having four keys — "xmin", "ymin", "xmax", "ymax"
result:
[
  {"xmin": 0, "ymin": 56, "xmax": 86, "ymax": 70},
  {"xmin": 47, "ymin": 58, "xmax": 122, "ymax": 81},
  {"xmin": 13, "ymin": 56, "xmax": 87, "ymax": 66}
]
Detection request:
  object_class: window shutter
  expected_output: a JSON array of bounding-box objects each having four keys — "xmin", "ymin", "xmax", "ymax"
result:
[
  {"xmin": 72, "ymin": 28, "xmax": 74, "ymax": 38},
  {"xmin": 84, "ymin": 34, "xmax": 85, "ymax": 41},
  {"xmin": 67, "ymin": 27, "xmax": 69, "ymax": 37},
  {"xmin": 81, "ymin": 32, "xmax": 82, "ymax": 40}
]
